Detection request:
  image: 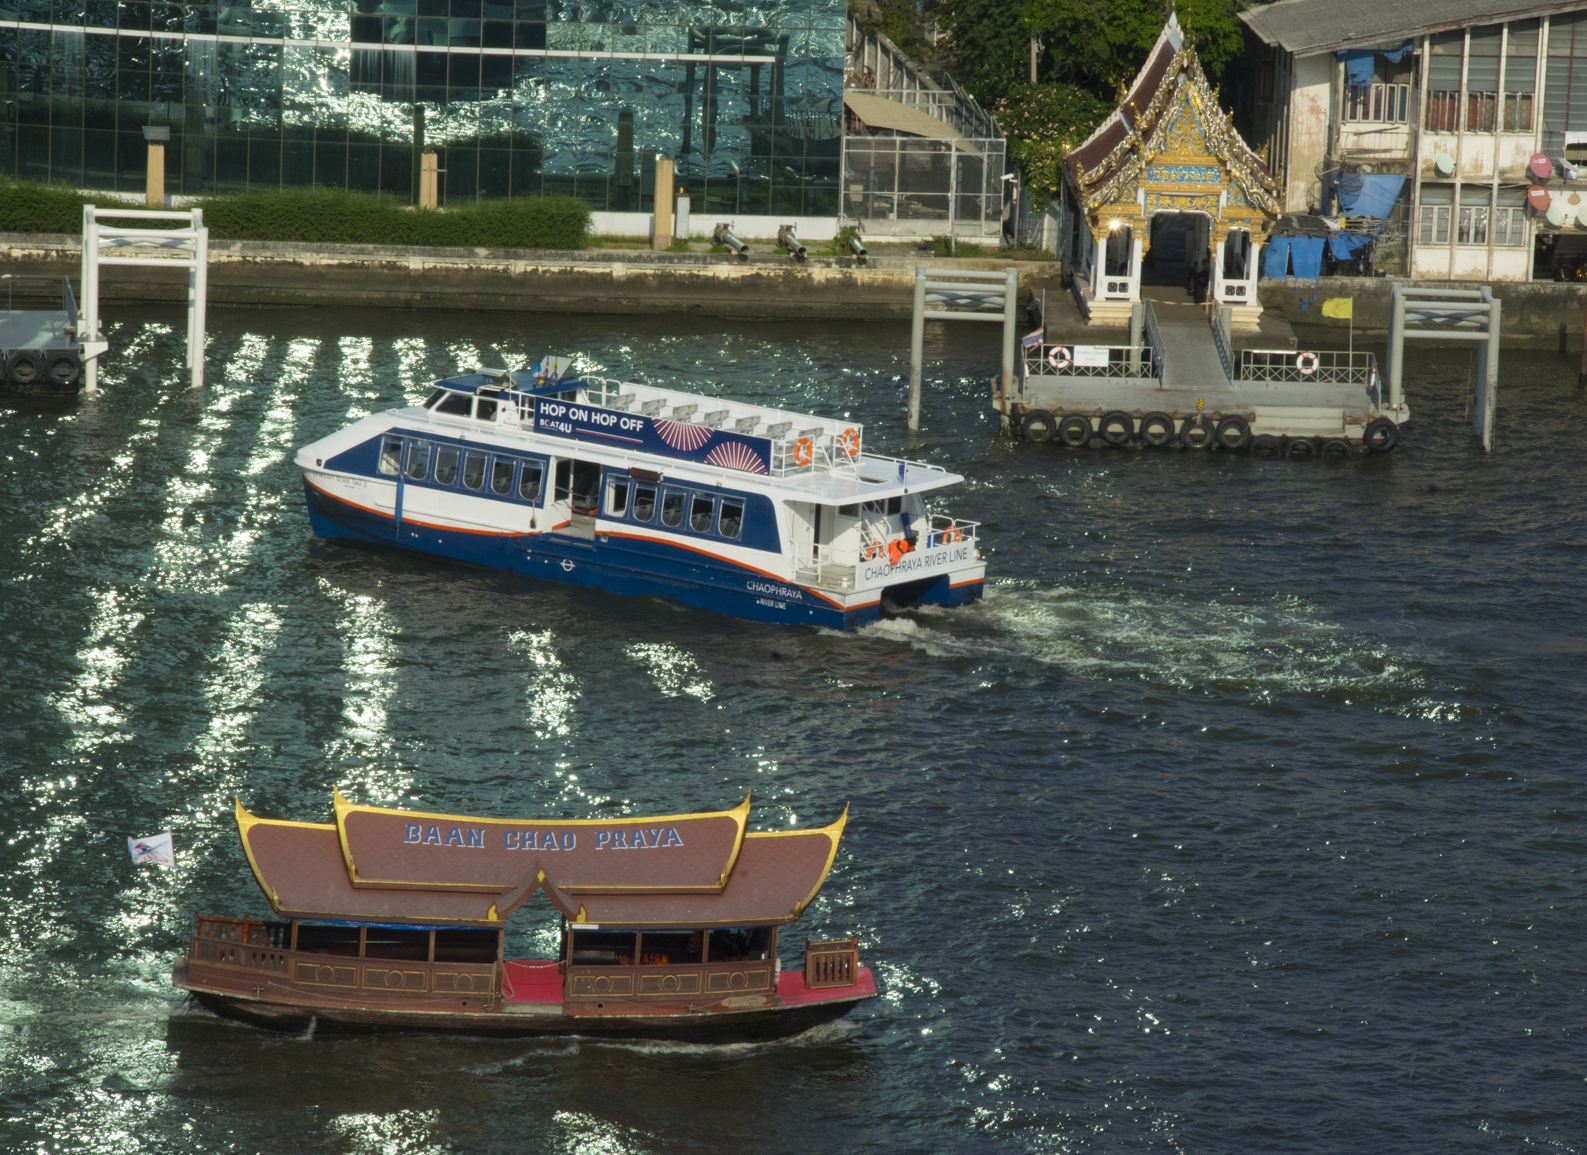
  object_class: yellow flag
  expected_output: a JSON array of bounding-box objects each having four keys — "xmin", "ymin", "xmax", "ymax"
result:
[{"xmin": 1321, "ymin": 297, "xmax": 1354, "ymax": 319}]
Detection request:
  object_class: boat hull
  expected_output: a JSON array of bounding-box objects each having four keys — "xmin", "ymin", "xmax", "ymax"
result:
[
  {"xmin": 305, "ymin": 479, "xmax": 983, "ymax": 629},
  {"xmin": 177, "ymin": 959, "xmax": 874, "ymax": 1044}
]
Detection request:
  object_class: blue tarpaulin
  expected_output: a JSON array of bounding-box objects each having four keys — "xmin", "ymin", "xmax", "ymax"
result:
[
  {"xmin": 1337, "ymin": 174, "xmax": 1406, "ymax": 218},
  {"xmin": 1288, "ymin": 237, "xmax": 1325, "ymax": 310},
  {"xmin": 1262, "ymin": 236, "xmax": 1291, "ymax": 278},
  {"xmin": 1328, "ymin": 232, "xmax": 1375, "ymax": 262},
  {"xmin": 1339, "ymin": 40, "xmax": 1413, "ymax": 85},
  {"xmin": 1289, "ymin": 237, "xmax": 1325, "ymax": 281}
]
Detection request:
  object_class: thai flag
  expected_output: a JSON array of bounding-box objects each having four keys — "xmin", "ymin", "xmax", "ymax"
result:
[
  {"xmin": 128, "ymin": 831, "xmax": 174, "ymax": 867},
  {"xmin": 1022, "ymin": 327, "xmax": 1044, "ymax": 349}
]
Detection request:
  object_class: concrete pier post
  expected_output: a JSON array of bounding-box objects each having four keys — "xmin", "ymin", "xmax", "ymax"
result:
[
  {"xmin": 1480, "ymin": 296, "xmax": 1500, "ymax": 450},
  {"xmin": 81, "ymin": 204, "xmax": 97, "ymax": 392},
  {"xmin": 908, "ymin": 265, "xmax": 926, "ymax": 432},
  {"xmin": 1388, "ymin": 286, "xmax": 1405, "ymax": 413},
  {"xmin": 1001, "ymin": 268, "xmax": 1017, "ymax": 406},
  {"xmin": 191, "ymin": 209, "xmax": 208, "ymax": 390}
]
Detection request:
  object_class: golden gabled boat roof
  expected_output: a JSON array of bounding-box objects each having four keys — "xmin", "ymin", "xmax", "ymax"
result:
[
  {"xmin": 332, "ymin": 788, "xmax": 751, "ymax": 895},
  {"xmin": 236, "ymin": 794, "xmax": 847, "ymax": 929}
]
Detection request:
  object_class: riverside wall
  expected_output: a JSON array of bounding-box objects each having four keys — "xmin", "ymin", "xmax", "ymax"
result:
[
  {"xmin": 1261, "ymin": 276, "xmax": 1587, "ymax": 345},
  {"xmin": 0, "ymin": 234, "xmax": 1062, "ymax": 320}
]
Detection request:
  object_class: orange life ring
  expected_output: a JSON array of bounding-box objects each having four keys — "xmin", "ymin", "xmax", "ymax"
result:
[
  {"xmin": 838, "ymin": 427, "xmax": 860, "ymax": 458},
  {"xmin": 941, "ymin": 526, "xmax": 962, "ymax": 544},
  {"xmin": 865, "ymin": 542, "xmax": 885, "ymax": 561},
  {"xmin": 793, "ymin": 437, "xmax": 814, "ymax": 467}
]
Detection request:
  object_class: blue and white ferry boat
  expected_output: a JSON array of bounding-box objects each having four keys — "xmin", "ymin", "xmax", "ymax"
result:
[{"xmin": 295, "ymin": 360, "xmax": 986, "ymax": 629}]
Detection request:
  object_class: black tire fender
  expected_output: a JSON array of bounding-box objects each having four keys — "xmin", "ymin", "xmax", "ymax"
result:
[
  {"xmin": 46, "ymin": 349, "xmax": 82, "ymax": 387},
  {"xmin": 1215, "ymin": 414, "xmax": 1250, "ymax": 451},
  {"xmin": 6, "ymin": 349, "xmax": 42, "ymax": 386},
  {"xmin": 1056, "ymin": 414, "xmax": 1093, "ymax": 447},
  {"xmin": 1320, "ymin": 437, "xmax": 1353, "ymax": 458},
  {"xmin": 1362, "ymin": 417, "xmax": 1399, "ymax": 453},
  {"xmin": 1179, "ymin": 415, "xmax": 1214, "ymax": 449},
  {"xmin": 1285, "ymin": 436, "xmax": 1318, "ymax": 460},
  {"xmin": 1139, "ymin": 411, "xmax": 1175, "ymax": 447},
  {"xmin": 1098, "ymin": 410, "xmax": 1134, "ymax": 447},
  {"xmin": 1020, "ymin": 409, "xmax": 1055, "ymax": 442},
  {"xmin": 1248, "ymin": 434, "xmax": 1281, "ymax": 457}
]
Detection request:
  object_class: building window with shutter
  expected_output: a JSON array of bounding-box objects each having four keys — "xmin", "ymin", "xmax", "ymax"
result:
[{"xmin": 1418, "ymin": 186, "xmax": 1453, "ymax": 245}]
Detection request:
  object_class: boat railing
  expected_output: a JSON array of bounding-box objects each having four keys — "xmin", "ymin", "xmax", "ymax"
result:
[
  {"xmin": 922, "ymin": 515, "xmax": 979, "ymax": 551},
  {"xmin": 805, "ymin": 937, "xmax": 859, "ymax": 989},
  {"xmin": 193, "ymin": 914, "xmax": 290, "ymax": 948}
]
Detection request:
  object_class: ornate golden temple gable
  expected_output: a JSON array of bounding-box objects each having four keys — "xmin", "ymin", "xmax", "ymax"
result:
[{"xmin": 1064, "ymin": 15, "xmax": 1279, "ymax": 250}]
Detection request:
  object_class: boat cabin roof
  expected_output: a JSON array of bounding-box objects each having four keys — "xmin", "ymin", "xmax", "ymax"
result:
[
  {"xmin": 407, "ymin": 370, "xmax": 962, "ymax": 503},
  {"xmin": 236, "ymin": 793, "xmax": 845, "ymax": 930}
]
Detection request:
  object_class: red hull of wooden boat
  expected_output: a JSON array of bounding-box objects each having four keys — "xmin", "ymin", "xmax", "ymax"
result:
[{"xmin": 173, "ymin": 955, "xmax": 877, "ymax": 1044}]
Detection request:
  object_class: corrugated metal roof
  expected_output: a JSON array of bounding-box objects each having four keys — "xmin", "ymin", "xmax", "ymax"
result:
[{"xmin": 1241, "ymin": 0, "xmax": 1587, "ymax": 56}]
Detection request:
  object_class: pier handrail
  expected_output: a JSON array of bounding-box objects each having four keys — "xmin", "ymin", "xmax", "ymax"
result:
[
  {"xmin": 1143, "ymin": 302, "xmax": 1166, "ymax": 387},
  {"xmin": 1238, "ymin": 348, "xmax": 1377, "ymax": 386},
  {"xmin": 1210, "ymin": 302, "xmax": 1234, "ymax": 383},
  {"xmin": 1024, "ymin": 343, "xmax": 1150, "ymax": 381}
]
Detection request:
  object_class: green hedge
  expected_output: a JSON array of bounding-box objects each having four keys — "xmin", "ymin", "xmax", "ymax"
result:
[
  {"xmin": 0, "ymin": 180, "xmax": 98, "ymax": 234},
  {"xmin": 0, "ymin": 181, "xmax": 591, "ymax": 250}
]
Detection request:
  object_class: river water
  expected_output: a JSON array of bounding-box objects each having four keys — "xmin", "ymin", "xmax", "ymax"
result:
[{"xmin": 1, "ymin": 307, "xmax": 1583, "ymax": 1154}]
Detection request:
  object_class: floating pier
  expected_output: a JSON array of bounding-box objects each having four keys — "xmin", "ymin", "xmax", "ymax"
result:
[
  {"xmin": 1002, "ymin": 300, "xmax": 1404, "ymax": 457},
  {"xmin": 0, "ymin": 274, "xmax": 92, "ymax": 393}
]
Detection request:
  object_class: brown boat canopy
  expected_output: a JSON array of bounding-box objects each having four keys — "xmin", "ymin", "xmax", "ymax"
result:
[{"xmin": 237, "ymin": 794, "xmax": 846, "ymax": 930}]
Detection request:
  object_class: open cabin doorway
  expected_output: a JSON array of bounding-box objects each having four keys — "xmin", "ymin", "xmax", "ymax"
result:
[
  {"xmin": 1141, "ymin": 211, "xmax": 1213, "ymax": 307},
  {"xmin": 550, "ymin": 458, "xmax": 602, "ymax": 538}
]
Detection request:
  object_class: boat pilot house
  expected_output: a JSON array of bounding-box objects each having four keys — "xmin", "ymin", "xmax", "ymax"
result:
[
  {"xmin": 174, "ymin": 793, "xmax": 875, "ymax": 1042},
  {"xmin": 1064, "ymin": 14, "xmax": 1282, "ymax": 324}
]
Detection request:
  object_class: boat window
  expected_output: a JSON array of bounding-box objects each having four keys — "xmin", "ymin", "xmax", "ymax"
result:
[
  {"xmin": 364, "ymin": 928, "xmax": 430, "ymax": 961},
  {"xmin": 660, "ymin": 490, "xmax": 685, "ymax": 528},
  {"xmin": 554, "ymin": 460, "xmax": 572, "ymax": 502},
  {"xmin": 571, "ymin": 929, "xmax": 636, "ymax": 966},
  {"xmin": 519, "ymin": 461, "xmax": 544, "ymax": 501},
  {"xmin": 718, "ymin": 499, "xmax": 743, "ymax": 539},
  {"xmin": 639, "ymin": 930, "xmax": 702, "ymax": 965},
  {"xmin": 406, "ymin": 440, "xmax": 431, "ymax": 480},
  {"xmin": 838, "ymin": 504, "xmax": 858, "ymax": 517},
  {"xmin": 296, "ymin": 924, "xmax": 362, "ymax": 957},
  {"xmin": 422, "ymin": 388, "xmax": 445, "ymax": 409},
  {"xmin": 434, "ymin": 928, "xmax": 499, "ymax": 964},
  {"xmin": 435, "ymin": 392, "xmax": 472, "ymax": 416},
  {"xmin": 434, "ymin": 447, "xmax": 459, "ymax": 485},
  {"xmin": 475, "ymin": 397, "xmax": 498, "ymax": 422},
  {"xmin": 707, "ymin": 926, "xmax": 772, "ymax": 962},
  {"xmin": 607, "ymin": 478, "xmax": 629, "ymax": 515},
  {"xmin": 689, "ymin": 495, "xmax": 714, "ymax": 533},
  {"xmin": 887, "ymin": 496, "xmax": 902, "ymax": 515},
  {"xmin": 632, "ymin": 485, "xmax": 656, "ymax": 521},
  {"xmin": 462, "ymin": 451, "xmax": 486, "ymax": 490},
  {"xmin": 491, "ymin": 457, "xmax": 513, "ymax": 494},
  {"xmin": 378, "ymin": 437, "xmax": 403, "ymax": 475}
]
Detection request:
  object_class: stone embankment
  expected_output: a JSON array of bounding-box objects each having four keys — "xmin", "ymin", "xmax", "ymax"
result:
[
  {"xmin": 0, "ymin": 233, "xmax": 1062, "ymax": 320},
  {"xmin": 1264, "ymin": 276, "xmax": 1587, "ymax": 345}
]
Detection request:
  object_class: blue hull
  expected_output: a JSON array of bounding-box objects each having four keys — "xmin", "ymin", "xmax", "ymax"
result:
[{"xmin": 305, "ymin": 482, "xmax": 983, "ymax": 629}]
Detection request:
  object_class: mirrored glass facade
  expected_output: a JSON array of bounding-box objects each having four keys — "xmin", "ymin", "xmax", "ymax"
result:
[{"xmin": 0, "ymin": 0, "xmax": 844, "ymax": 213}]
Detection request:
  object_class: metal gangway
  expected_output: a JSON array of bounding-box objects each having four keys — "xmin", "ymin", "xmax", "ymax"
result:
[{"xmin": 80, "ymin": 204, "xmax": 210, "ymax": 391}]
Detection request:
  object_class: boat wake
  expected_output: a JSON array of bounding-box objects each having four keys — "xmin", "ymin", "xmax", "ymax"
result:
[{"xmin": 839, "ymin": 582, "xmax": 1434, "ymax": 701}]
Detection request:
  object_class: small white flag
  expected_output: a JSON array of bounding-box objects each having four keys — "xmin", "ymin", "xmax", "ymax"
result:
[{"xmin": 129, "ymin": 832, "xmax": 174, "ymax": 867}]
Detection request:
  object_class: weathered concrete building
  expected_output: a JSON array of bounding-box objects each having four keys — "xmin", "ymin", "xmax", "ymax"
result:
[{"xmin": 1240, "ymin": 0, "xmax": 1587, "ymax": 281}]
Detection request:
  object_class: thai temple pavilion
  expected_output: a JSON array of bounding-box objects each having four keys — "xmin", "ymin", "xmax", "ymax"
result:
[{"xmin": 1064, "ymin": 15, "xmax": 1281, "ymax": 324}]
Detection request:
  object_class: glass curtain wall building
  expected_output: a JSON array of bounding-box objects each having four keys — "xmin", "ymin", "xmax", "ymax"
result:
[{"xmin": 0, "ymin": 0, "xmax": 844, "ymax": 215}]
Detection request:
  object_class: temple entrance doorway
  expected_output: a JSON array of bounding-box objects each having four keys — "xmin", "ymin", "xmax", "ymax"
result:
[{"xmin": 1141, "ymin": 211, "xmax": 1212, "ymax": 306}]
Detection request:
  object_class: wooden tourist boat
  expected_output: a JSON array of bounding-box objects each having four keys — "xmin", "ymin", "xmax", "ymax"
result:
[{"xmin": 172, "ymin": 792, "xmax": 877, "ymax": 1043}]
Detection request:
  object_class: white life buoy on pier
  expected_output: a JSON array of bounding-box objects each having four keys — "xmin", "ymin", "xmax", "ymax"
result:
[
  {"xmin": 1048, "ymin": 345, "xmax": 1072, "ymax": 370},
  {"xmin": 1295, "ymin": 351, "xmax": 1320, "ymax": 376}
]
